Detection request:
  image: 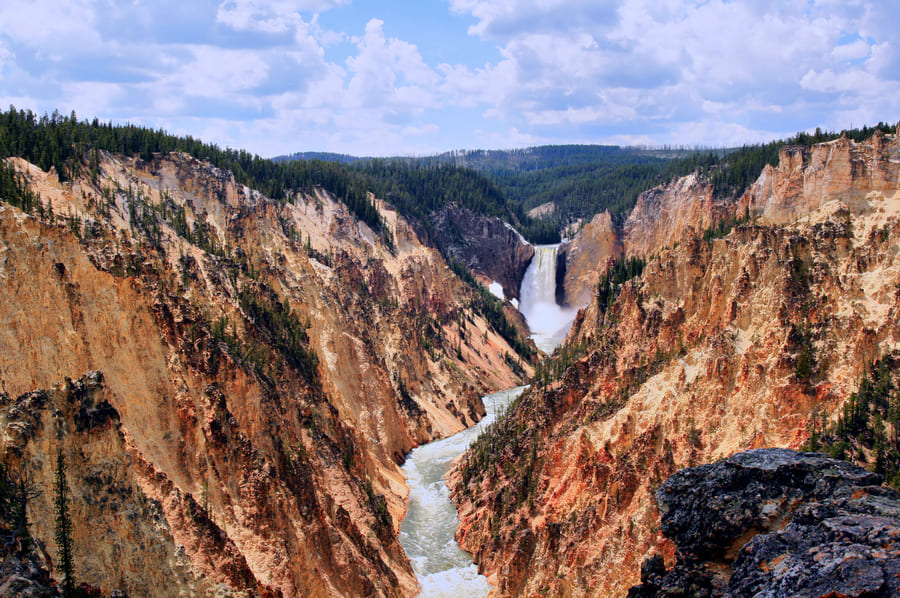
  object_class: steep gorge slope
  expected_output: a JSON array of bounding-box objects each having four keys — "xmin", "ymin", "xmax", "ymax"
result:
[
  {"xmin": 452, "ymin": 131, "xmax": 900, "ymax": 596},
  {"xmin": 0, "ymin": 150, "xmax": 532, "ymax": 596},
  {"xmin": 561, "ymin": 131, "xmax": 900, "ymax": 308}
]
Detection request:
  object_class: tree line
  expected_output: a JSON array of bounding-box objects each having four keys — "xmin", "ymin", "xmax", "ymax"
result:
[
  {"xmin": 804, "ymin": 355, "xmax": 900, "ymax": 487},
  {"xmin": 0, "ymin": 106, "xmax": 389, "ymax": 244},
  {"xmin": 1, "ymin": 105, "xmax": 895, "ymax": 250}
]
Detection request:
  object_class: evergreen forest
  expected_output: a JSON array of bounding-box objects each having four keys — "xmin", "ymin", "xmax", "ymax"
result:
[{"xmin": 2, "ymin": 106, "xmax": 896, "ymax": 249}]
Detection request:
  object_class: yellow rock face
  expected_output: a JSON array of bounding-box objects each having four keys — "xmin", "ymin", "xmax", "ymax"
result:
[
  {"xmin": 453, "ymin": 132, "xmax": 900, "ymax": 597},
  {"xmin": 0, "ymin": 151, "xmax": 531, "ymax": 597}
]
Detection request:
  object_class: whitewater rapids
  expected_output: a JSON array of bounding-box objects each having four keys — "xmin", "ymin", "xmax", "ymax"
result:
[
  {"xmin": 399, "ymin": 241, "xmax": 578, "ymax": 596},
  {"xmin": 399, "ymin": 387, "xmax": 525, "ymax": 597}
]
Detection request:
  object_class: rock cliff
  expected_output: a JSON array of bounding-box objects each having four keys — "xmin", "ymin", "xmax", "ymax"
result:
[
  {"xmin": 629, "ymin": 449, "xmax": 900, "ymax": 598},
  {"xmin": 0, "ymin": 150, "xmax": 532, "ymax": 596},
  {"xmin": 452, "ymin": 131, "xmax": 900, "ymax": 596},
  {"xmin": 561, "ymin": 132, "xmax": 900, "ymax": 310},
  {"xmin": 429, "ymin": 204, "xmax": 534, "ymax": 300},
  {"xmin": 748, "ymin": 132, "xmax": 900, "ymax": 225},
  {"xmin": 622, "ymin": 172, "xmax": 728, "ymax": 259},
  {"xmin": 558, "ymin": 211, "xmax": 622, "ymax": 308}
]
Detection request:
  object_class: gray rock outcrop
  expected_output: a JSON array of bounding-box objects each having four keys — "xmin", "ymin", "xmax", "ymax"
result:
[{"xmin": 629, "ymin": 448, "xmax": 900, "ymax": 598}]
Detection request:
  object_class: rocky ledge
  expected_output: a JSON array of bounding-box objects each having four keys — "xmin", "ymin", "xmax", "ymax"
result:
[
  {"xmin": 429, "ymin": 204, "xmax": 533, "ymax": 300},
  {"xmin": 629, "ymin": 448, "xmax": 900, "ymax": 598}
]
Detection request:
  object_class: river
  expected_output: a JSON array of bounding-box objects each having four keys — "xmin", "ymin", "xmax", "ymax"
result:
[
  {"xmin": 399, "ymin": 386, "xmax": 525, "ymax": 597},
  {"xmin": 399, "ymin": 242, "xmax": 574, "ymax": 596}
]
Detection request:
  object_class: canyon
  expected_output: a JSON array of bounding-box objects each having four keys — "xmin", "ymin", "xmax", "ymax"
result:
[
  {"xmin": 0, "ymin": 149, "xmax": 535, "ymax": 597},
  {"xmin": 451, "ymin": 131, "xmax": 900, "ymax": 596},
  {"xmin": 2, "ymin": 124, "xmax": 899, "ymax": 598}
]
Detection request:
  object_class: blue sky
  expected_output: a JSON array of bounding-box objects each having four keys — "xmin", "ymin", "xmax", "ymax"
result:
[{"xmin": 1, "ymin": 0, "xmax": 898, "ymax": 157}]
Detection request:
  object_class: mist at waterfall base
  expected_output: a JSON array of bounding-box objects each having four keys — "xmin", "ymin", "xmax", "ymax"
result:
[
  {"xmin": 398, "ymin": 243, "xmax": 576, "ymax": 596},
  {"xmin": 518, "ymin": 245, "xmax": 578, "ymax": 354},
  {"xmin": 399, "ymin": 387, "xmax": 525, "ymax": 597}
]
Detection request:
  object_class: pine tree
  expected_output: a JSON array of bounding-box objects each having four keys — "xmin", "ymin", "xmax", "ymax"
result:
[{"xmin": 54, "ymin": 450, "xmax": 75, "ymax": 597}]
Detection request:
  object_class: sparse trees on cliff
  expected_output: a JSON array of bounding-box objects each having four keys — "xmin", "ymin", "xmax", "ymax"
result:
[
  {"xmin": 54, "ymin": 450, "xmax": 76, "ymax": 597},
  {"xmin": 804, "ymin": 354, "xmax": 900, "ymax": 487},
  {"xmin": 596, "ymin": 256, "xmax": 646, "ymax": 313},
  {"xmin": 0, "ymin": 461, "xmax": 33, "ymax": 552}
]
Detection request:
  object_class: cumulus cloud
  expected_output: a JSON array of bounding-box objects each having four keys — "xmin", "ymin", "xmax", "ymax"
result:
[
  {"xmin": 0, "ymin": 40, "xmax": 12, "ymax": 69},
  {"xmin": 216, "ymin": 0, "xmax": 348, "ymax": 32},
  {"xmin": 445, "ymin": 0, "xmax": 900, "ymax": 145},
  {"xmin": 448, "ymin": 0, "xmax": 620, "ymax": 38},
  {"xmin": 0, "ymin": 0, "xmax": 898, "ymax": 155},
  {"xmin": 0, "ymin": 0, "xmax": 100, "ymax": 50},
  {"xmin": 832, "ymin": 39, "xmax": 871, "ymax": 63},
  {"xmin": 346, "ymin": 19, "xmax": 439, "ymax": 109}
]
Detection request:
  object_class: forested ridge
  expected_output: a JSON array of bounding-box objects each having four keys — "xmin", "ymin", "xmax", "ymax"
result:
[
  {"xmin": 0, "ymin": 106, "xmax": 537, "ymax": 245},
  {"xmin": 0, "ymin": 106, "xmax": 538, "ymax": 365},
  {"xmin": 386, "ymin": 145, "xmax": 677, "ymax": 241},
  {"xmin": 670, "ymin": 122, "xmax": 898, "ymax": 199},
  {"xmin": 0, "ymin": 106, "xmax": 391, "ymax": 244},
  {"xmin": 275, "ymin": 126, "xmax": 899, "ymax": 246},
  {"xmin": 421, "ymin": 125, "xmax": 900, "ymax": 241},
  {"xmin": 3, "ymin": 106, "xmax": 896, "ymax": 247},
  {"xmin": 451, "ymin": 124, "xmax": 898, "ymax": 237}
]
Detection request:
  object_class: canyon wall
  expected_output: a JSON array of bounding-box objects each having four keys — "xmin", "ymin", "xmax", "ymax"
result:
[
  {"xmin": 430, "ymin": 204, "xmax": 534, "ymax": 300},
  {"xmin": 560, "ymin": 169, "xmax": 725, "ymax": 308},
  {"xmin": 558, "ymin": 211, "xmax": 622, "ymax": 308},
  {"xmin": 747, "ymin": 132, "xmax": 900, "ymax": 224},
  {"xmin": 452, "ymin": 132, "xmax": 900, "ymax": 596},
  {"xmin": 0, "ymin": 151, "xmax": 532, "ymax": 596},
  {"xmin": 562, "ymin": 132, "xmax": 900, "ymax": 309}
]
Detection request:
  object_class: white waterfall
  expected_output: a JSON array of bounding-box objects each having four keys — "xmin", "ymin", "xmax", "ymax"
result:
[
  {"xmin": 518, "ymin": 244, "xmax": 577, "ymax": 353},
  {"xmin": 397, "ymin": 243, "xmax": 576, "ymax": 597}
]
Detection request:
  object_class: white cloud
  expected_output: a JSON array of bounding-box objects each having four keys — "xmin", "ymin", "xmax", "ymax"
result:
[
  {"xmin": 60, "ymin": 81, "xmax": 124, "ymax": 116},
  {"xmin": 1, "ymin": 0, "xmax": 899, "ymax": 156},
  {"xmin": 0, "ymin": 0, "xmax": 100, "ymax": 50},
  {"xmin": 448, "ymin": 0, "xmax": 619, "ymax": 38},
  {"xmin": 402, "ymin": 123, "xmax": 440, "ymax": 137},
  {"xmin": 832, "ymin": 39, "xmax": 871, "ymax": 63},
  {"xmin": 439, "ymin": 59, "xmax": 517, "ymax": 108},
  {"xmin": 474, "ymin": 126, "xmax": 539, "ymax": 149},
  {"xmin": 155, "ymin": 46, "xmax": 271, "ymax": 98},
  {"xmin": 216, "ymin": 0, "xmax": 347, "ymax": 32},
  {"xmin": 345, "ymin": 19, "xmax": 439, "ymax": 109},
  {"xmin": 442, "ymin": 0, "xmax": 900, "ymax": 146},
  {"xmin": 668, "ymin": 119, "xmax": 783, "ymax": 148},
  {"xmin": 0, "ymin": 40, "xmax": 12, "ymax": 69}
]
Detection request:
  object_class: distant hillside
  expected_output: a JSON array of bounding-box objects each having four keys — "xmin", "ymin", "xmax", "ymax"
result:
[
  {"xmin": 272, "ymin": 151, "xmax": 365, "ymax": 164},
  {"xmin": 433, "ymin": 146, "xmax": 696, "ymax": 236},
  {"xmin": 274, "ymin": 145, "xmax": 691, "ymax": 242},
  {"xmin": 272, "ymin": 128, "xmax": 900, "ymax": 243},
  {"xmin": 432, "ymin": 145, "xmax": 656, "ymax": 172}
]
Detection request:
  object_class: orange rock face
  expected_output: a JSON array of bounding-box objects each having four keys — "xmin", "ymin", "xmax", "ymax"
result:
[
  {"xmin": 748, "ymin": 132, "xmax": 900, "ymax": 224},
  {"xmin": 0, "ymin": 152, "xmax": 532, "ymax": 597},
  {"xmin": 623, "ymin": 172, "xmax": 727, "ymax": 258},
  {"xmin": 560, "ymin": 211, "xmax": 623, "ymax": 308},
  {"xmin": 452, "ymin": 132, "xmax": 900, "ymax": 597}
]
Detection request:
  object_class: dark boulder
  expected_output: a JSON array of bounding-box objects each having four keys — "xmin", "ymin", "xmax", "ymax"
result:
[
  {"xmin": 629, "ymin": 449, "xmax": 900, "ymax": 598},
  {"xmin": 727, "ymin": 484, "xmax": 900, "ymax": 597}
]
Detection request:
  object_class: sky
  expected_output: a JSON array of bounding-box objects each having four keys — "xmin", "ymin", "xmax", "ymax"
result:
[{"xmin": 0, "ymin": 0, "xmax": 898, "ymax": 157}]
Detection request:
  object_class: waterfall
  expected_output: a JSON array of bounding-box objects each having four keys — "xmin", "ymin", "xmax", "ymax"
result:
[
  {"xmin": 399, "ymin": 387, "xmax": 525, "ymax": 597},
  {"xmin": 396, "ymin": 244, "xmax": 577, "ymax": 596},
  {"xmin": 518, "ymin": 244, "xmax": 576, "ymax": 353}
]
